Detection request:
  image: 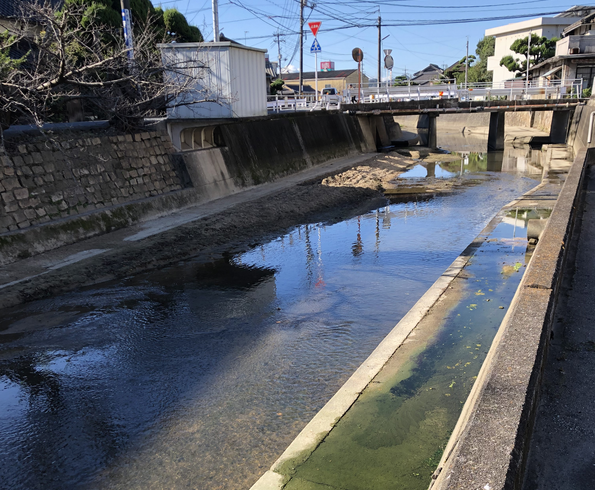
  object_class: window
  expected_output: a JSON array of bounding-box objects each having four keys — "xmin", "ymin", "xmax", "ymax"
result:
[
  {"xmin": 325, "ymin": 84, "xmax": 331, "ymax": 88},
  {"xmin": 576, "ymin": 66, "xmax": 595, "ymax": 89}
]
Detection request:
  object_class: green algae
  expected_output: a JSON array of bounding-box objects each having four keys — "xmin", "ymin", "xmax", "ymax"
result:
[{"xmin": 282, "ymin": 220, "xmax": 531, "ymax": 490}]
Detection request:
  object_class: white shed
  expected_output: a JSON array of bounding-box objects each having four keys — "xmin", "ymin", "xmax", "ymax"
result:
[{"xmin": 158, "ymin": 41, "xmax": 267, "ymax": 119}]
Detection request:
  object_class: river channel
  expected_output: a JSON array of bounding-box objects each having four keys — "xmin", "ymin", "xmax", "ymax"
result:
[{"xmin": 0, "ymin": 140, "xmax": 545, "ymax": 489}]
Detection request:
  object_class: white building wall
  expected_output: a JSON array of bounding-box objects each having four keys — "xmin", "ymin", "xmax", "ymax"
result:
[
  {"xmin": 486, "ymin": 17, "xmax": 581, "ymax": 84},
  {"xmin": 229, "ymin": 47, "xmax": 267, "ymax": 117},
  {"xmin": 159, "ymin": 42, "xmax": 267, "ymax": 119}
]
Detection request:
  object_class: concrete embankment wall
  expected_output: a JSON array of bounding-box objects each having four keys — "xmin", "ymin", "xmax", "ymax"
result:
[
  {"xmin": 182, "ymin": 113, "xmax": 374, "ymax": 194},
  {"xmin": 0, "ymin": 113, "xmax": 375, "ymax": 265},
  {"xmin": 568, "ymin": 97, "xmax": 595, "ymax": 155},
  {"xmin": 505, "ymin": 111, "xmax": 553, "ymax": 133},
  {"xmin": 430, "ymin": 147, "xmax": 592, "ymax": 490}
]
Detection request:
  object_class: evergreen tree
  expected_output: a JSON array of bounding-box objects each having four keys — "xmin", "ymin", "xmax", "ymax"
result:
[{"xmin": 500, "ymin": 34, "xmax": 557, "ymax": 78}]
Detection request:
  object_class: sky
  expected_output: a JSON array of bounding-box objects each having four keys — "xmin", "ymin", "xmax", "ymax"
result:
[{"xmin": 155, "ymin": 0, "xmax": 587, "ymax": 78}]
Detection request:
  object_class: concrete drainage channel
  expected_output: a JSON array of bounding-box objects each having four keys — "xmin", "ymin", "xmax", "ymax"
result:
[
  {"xmin": 430, "ymin": 149, "xmax": 590, "ymax": 489},
  {"xmin": 251, "ymin": 149, "xmax": 589, "ymax": 490}
]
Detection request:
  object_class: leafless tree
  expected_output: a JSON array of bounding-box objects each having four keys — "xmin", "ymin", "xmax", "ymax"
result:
[{"xmin": 0, "ymin": 0, "xmax": 222, "ymax": 134}]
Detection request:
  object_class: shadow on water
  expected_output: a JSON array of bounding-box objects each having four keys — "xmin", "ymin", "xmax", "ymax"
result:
[{"xmin": 0, "ymin": 150, "xmax": 544, "ymax": 490}]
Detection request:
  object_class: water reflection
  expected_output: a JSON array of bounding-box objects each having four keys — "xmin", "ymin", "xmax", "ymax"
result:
[
  {"xmin": 398, "ymin": 163, "xmax": 457, "ymax": 179},
  {"xmin": 437, "ymin": 132, "xmax": 488, "ymax": 153},
  {"xmin": 397, "ymin": 147, "xmax": 541, "ymax": 186},
  {"xmin": 0, "ymin": 166, "xmax": 541, "ymax": 490},
  {"xmin": 502, "ymin": 145, "xmax": 543, "ymax": 174}
]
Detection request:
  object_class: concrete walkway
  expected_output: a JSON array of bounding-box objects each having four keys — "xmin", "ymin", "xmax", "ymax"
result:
[{"xmin": 522, "ymin": 159, "xmax": 595, "ymax": 489}]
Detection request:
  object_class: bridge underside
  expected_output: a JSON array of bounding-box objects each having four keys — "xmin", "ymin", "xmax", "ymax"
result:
[{"xmin": 351, "ymin": 99, "xmax": 577, "ymax": 151}]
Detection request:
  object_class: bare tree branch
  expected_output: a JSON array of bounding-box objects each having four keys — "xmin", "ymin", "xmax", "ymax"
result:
[{"xmin": 0, "ymin": 0, "xmax": 225, "ymax": 131}]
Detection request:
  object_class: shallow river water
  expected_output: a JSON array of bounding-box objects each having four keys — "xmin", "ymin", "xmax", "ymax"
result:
[{"xmin": 0, "ymin": 153, "xmax": 540, "ymax": 489}]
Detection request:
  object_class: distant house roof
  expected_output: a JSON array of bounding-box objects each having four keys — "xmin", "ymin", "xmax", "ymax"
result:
[
  {"xmin": 555, "ymin": 5, "xmax": 595, "ymax": 18},
  {"xmin": 265, "ymin": 58, "xmax": 277, "ymax": 79},
  {"xmin": 444, "ymin": 59, "xmax": 464, "ymax": 74},
  {"xmin": 563, "ymin": 11, "xmax": 595, "ymax": 36},
  {"xmin": 410, "ymin": 64, "xmax": 444, "ymax": 85},
  {"xmin": 281, "ymin": 69, "xmax": 359, "ymax": 81},
  {"xmin": 281, "ymin": 83, "xmax": 316, "ymax": 94},
  {"xmin": 530, "ymin": 52, "xmax": 595, "ymax": 73},
  {"xmin": 218, "ymin": 34, "xmax": 244, "ymax": 46}
]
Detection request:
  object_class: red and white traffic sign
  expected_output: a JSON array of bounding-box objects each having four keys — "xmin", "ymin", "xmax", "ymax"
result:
[{"xmin": 308, "ymin": 21, "xmax": 321, "ymax": 37}]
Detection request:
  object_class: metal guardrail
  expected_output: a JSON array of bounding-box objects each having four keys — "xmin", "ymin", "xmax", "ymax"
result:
[
  {"xmin": 267, "ymin": 94, "xmax": 341, "ymax": 113},
  {"xmin": 267, "ymin": 79, "xmax": 585, "ymax": 113}
]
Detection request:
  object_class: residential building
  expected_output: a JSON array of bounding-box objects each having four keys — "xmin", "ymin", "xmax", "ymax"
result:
[
  {"xmin": 531, "ymin": 11, "xmax": 595, "ymax": 91},
  {"xmin": 410, "ymin": 64, "xmax": 444, "ymax": 85},
  {"xmin": 281, "ymin": 69, "xmax": 369, "ymax": 93},
  {"xmin": 485, "ymin": 6, "xmax": 594, "ymax": 84}
]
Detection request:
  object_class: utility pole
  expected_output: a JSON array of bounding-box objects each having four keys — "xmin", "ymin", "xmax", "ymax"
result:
[
  {"xmin": 212, "ymin": 0, "xmax": 220, "ymax": 42},
  {"xmin": 526, "ymin": 30, "xmax": 531, "ymax": 90},
  {"xmin": 377, "ymin": 16, "xmax": 381, "ymax": 94},
  {"xmin": 276, "ymin": 30, "xmax": 283, "ymax": 77},
  {"xmin": 299, "ymin": 0, "xmax": 304, "ymax": 95},
  {"xmin": 465, "ymin": 37, "xmax": 469, "ymax": 89},
  {"xmin": 120, "ymin": 0, "xmax": 135, "ymax": 64}
]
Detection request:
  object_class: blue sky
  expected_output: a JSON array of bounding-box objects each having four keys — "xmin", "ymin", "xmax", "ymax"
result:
[{"xmin": 156, "ymin": 0, "xmax": 584, "ymax": 77}]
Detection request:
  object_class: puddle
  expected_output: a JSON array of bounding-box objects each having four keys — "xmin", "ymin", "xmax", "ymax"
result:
[
  {"xmin": 283, "ymin": 221, "xmax": 531, "ymax": 489},
  {"xmin": 398, "ymin": 163, "xmax": 458, "ymax": 179}
]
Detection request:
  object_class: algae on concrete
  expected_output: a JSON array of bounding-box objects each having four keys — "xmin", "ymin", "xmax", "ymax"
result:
[{"xmin": 278, "ymin": 221, "xmax": 532, "ymax": 490}]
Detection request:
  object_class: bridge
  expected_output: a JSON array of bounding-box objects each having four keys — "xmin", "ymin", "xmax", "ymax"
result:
[
  {"xmin": 345, "ymin": 98, "xmax": 582, "ymax": 151},
  {"xmin": 166, "ymin": 97, "xmax": 582, "ymax": 153}
]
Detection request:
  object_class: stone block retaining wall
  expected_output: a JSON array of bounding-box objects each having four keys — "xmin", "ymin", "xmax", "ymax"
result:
[{"xmin": 0, "ymin": 132, "xmax": 185, "ymax": 233}]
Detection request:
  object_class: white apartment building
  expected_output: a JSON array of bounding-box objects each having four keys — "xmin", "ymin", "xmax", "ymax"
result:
[{"xmin": 486, "ymin": 8, "xmax": 594, "ymax": 84}]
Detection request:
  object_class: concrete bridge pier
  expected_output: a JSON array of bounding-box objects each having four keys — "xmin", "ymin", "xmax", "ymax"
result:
[
  {"xmin": 488, "ymin": 112, "xmax": 505, "ymax": 151},
  {"xmin": 417, "ymin": 114, "xmax": 438, "ymax": 148},
  {"xmin": 549, "ymin": 110, "xmax": 571, "ymax": 144},
  {"xmin": 368, "ymin": 115, "xmax": 391, "ymax": 148}
]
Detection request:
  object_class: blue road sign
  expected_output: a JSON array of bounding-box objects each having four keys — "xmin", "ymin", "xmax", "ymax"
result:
[{"xmin": 310, "ymin": 38, "xmax": 321, "ymax": 53}]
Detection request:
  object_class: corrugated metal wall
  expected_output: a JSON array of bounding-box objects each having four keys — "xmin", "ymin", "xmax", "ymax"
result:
[
  {"xmin": 230, "ymin": 47, "xmax": 267, "ymax": 117},
  {"xmin": 161, "ymin": 43, "xmax": 266, "ymax": 119}
]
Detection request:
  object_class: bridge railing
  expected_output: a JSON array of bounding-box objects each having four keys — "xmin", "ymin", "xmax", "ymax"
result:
[
  {"xmin": 344, "ymin": 78, "xmax": 584, "ymax": 103},
  {"xmin": 457, "ymin": 78, "xmax": 583, "ymax": 101},
  {"xmin": 266, "ymin": 94, "xmax": 341, "ymax": 113},
  {"xmin": 266, "ymin": 78, "xmax": 585, "ymax": 113}
]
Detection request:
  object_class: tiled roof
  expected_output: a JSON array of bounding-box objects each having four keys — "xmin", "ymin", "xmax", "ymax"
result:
[
  {"xmin": 412, "ymin": 64, "xmax": 443, "ymax": 78},
  {"xmin": 563, "ymin": 11, "xmax": 595, "ymax": 35},
  {"xmin": 282, "ymin": 83, "xmax": 317, "ymax": 94},
  {"xmin": 556, "ymin": 6, "xmax": 595, "ymax": 18}
]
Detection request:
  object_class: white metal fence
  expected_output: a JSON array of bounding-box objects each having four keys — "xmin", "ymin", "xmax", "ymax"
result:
[{"xmin": 267, "ymin": 78, "xmax": 584, "ymax": 113}]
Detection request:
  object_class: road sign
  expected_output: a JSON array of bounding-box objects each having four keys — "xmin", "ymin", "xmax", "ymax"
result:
[
  {"xmin": 311, "ymin": 38, "xmax": 321, "ymax": 53},
  {"xmin": 352, "ymin": 47, "xmax": 363, "ymax": 62},
  {"xmin": 383, "ymin": 49, "xmax": 392, "ymax": 56},
  {"xmin": 308, "ymin": 21, "xmax": 321, "ymax": 37},
  {"xmin": 384, "ymin": 54, "xmax": 394, "ymax": 70}
]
